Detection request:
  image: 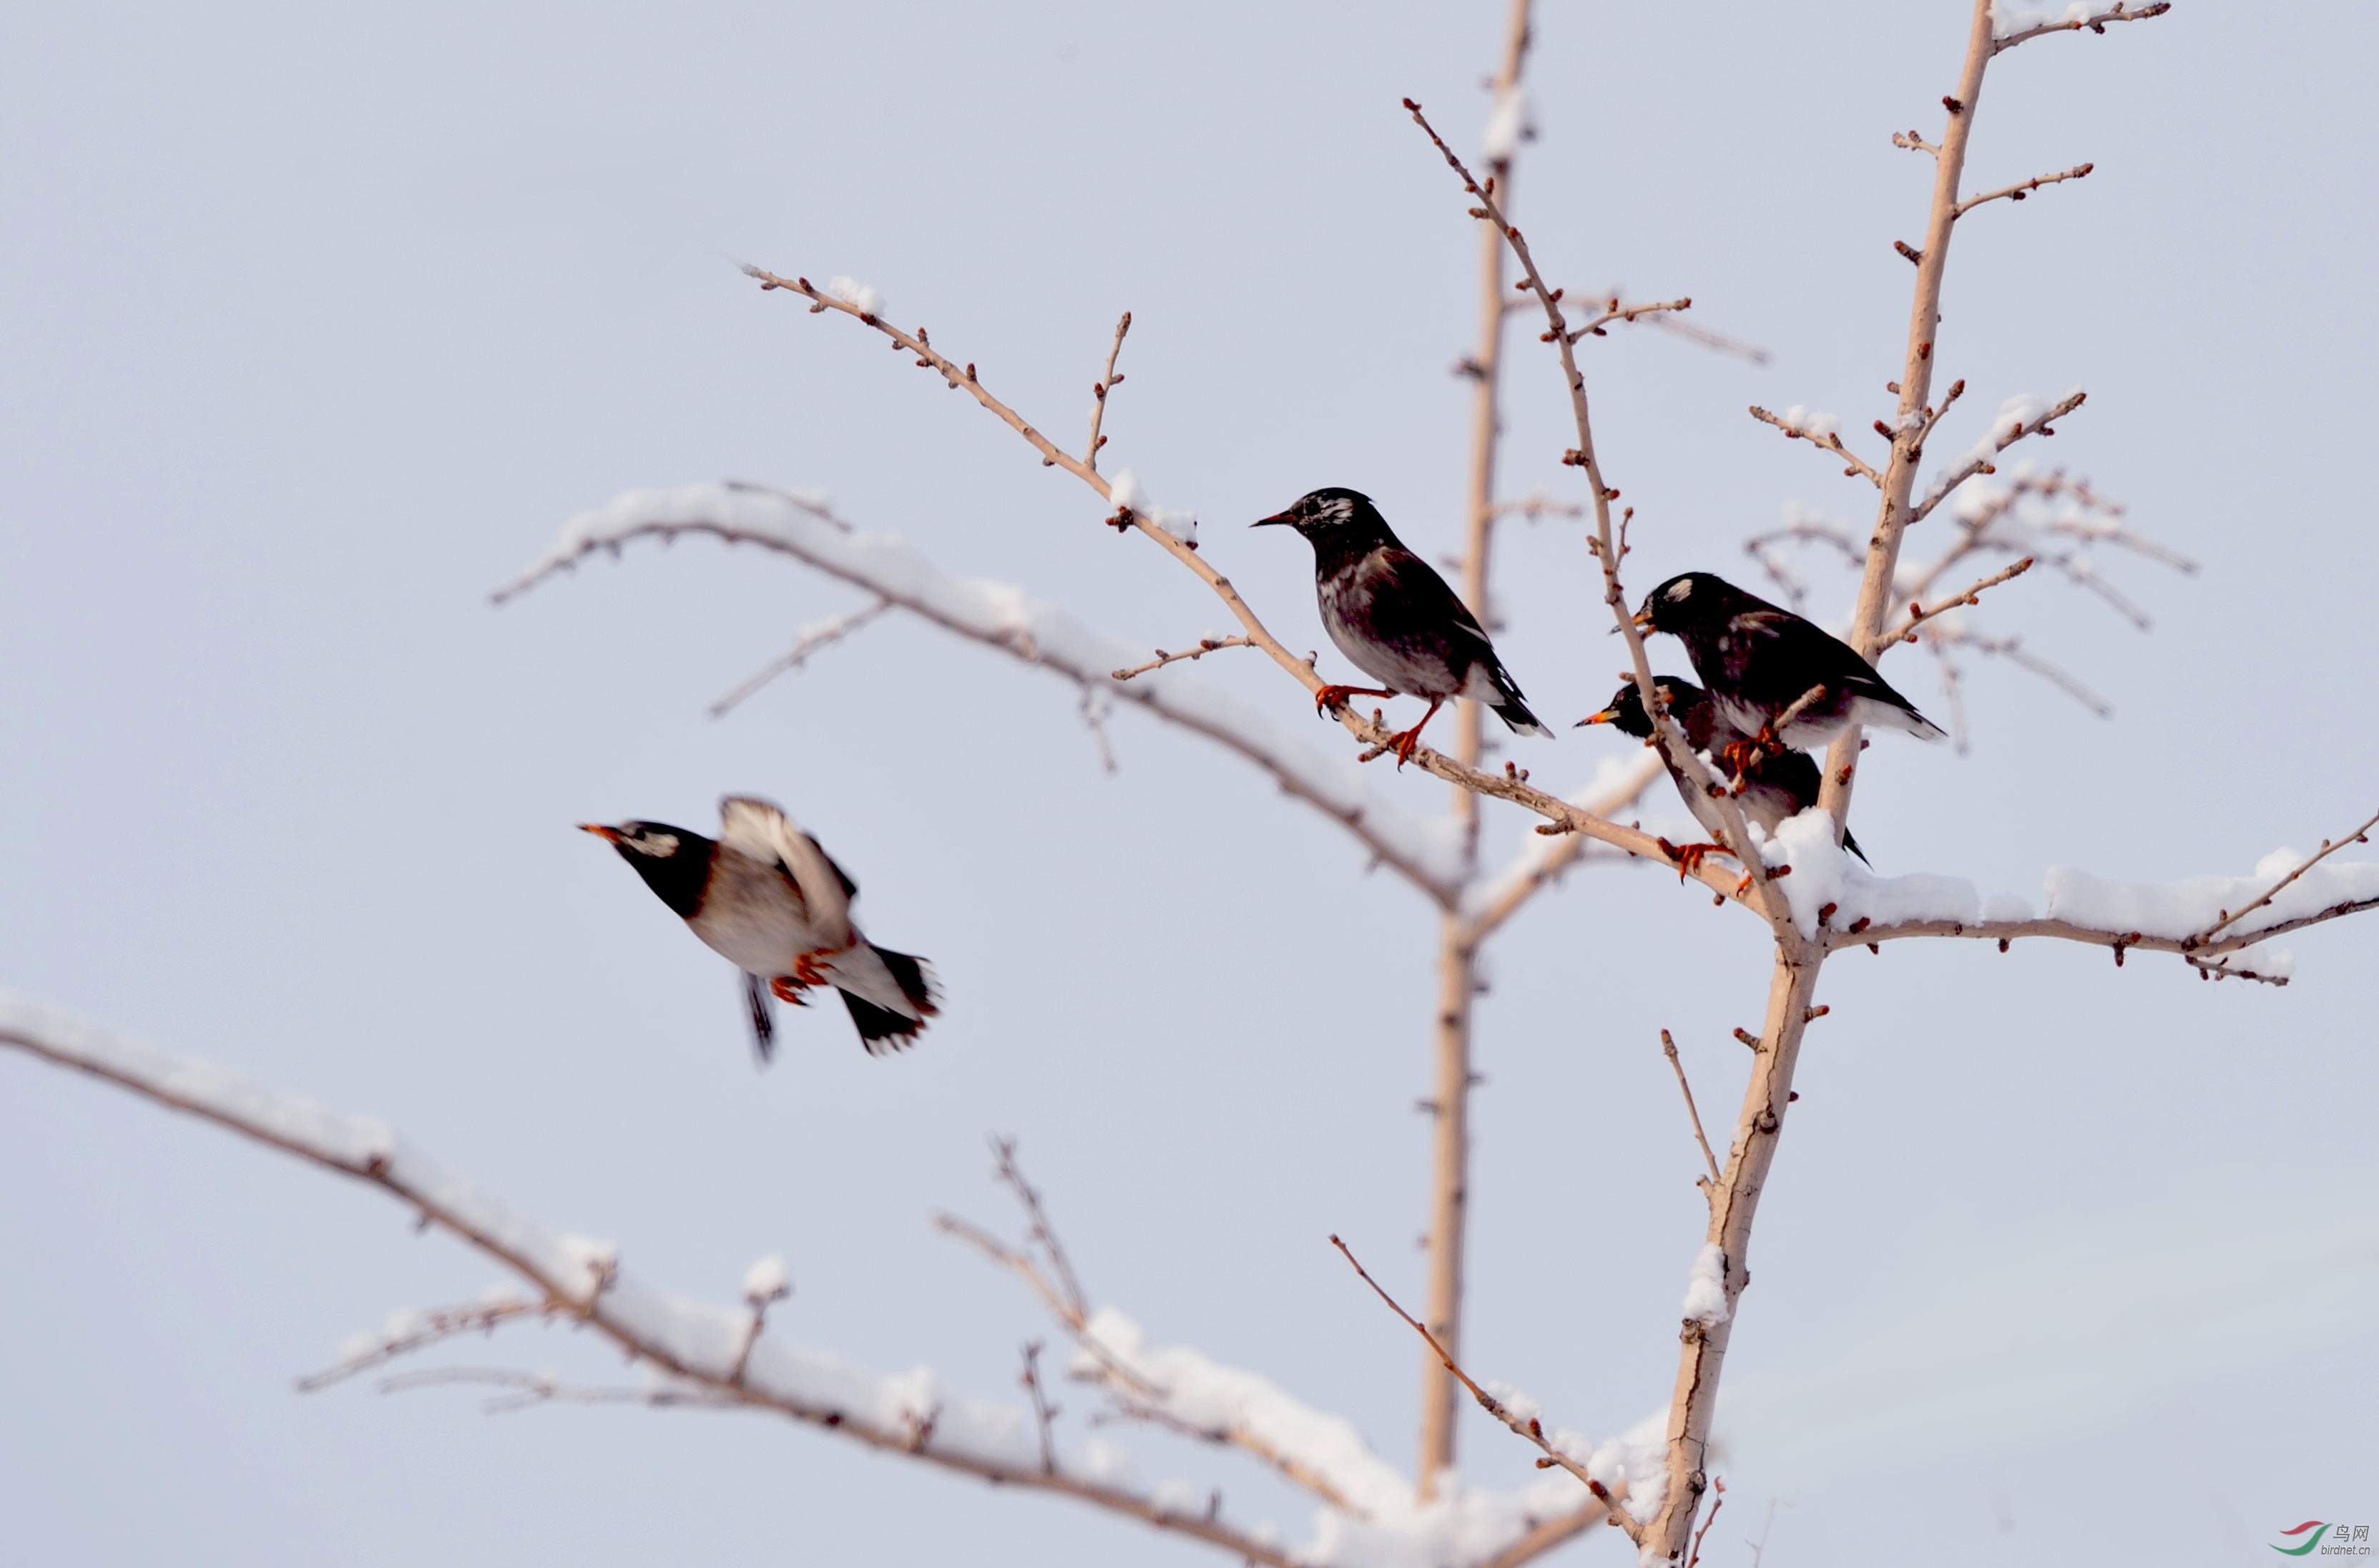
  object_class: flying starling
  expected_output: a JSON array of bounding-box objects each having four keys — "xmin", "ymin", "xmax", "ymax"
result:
[
  {"xmin": 581, "ymin": 796, "xmax": 940, "ymax": 1062},
  {"xmin": 1254, "ymin": 486, "xmax": 1548, "ymax": 765},
  {"xmin": 1578, "ymin": 675, "xmax": 1868, "ymax": 867},
  {"xmin": 1632, "ymin": 572, "xmax": 1945, "ymax": 761}
]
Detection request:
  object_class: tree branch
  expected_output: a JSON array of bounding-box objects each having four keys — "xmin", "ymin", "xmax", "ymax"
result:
[
  {"xmin": 496, "ymin": 486, "xmax": 1468, "ymax": 905},
  {"xmin": 1953, "ymin": 160, "xmax": 2093, "ymax": 217},
  {"xmin": 1879, "ymin": 556, "xmax": 2033, "ymax": 645},
  {"xmin": 1401, "ymin": 98, "xmax": 1800, "ymax": 942}
]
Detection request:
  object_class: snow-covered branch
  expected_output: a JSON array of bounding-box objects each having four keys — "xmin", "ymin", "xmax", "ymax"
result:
[
  {"xmin": 495, "ymin": 484, "xmax": 1468, "ymax": 903},
  {"xmin": 1727, "ymin": 812, "xmax": 2379, "ymax": 985},
  {"xmin": 1990, "ymin": 1, "xmax": 2171, "ymax": 55},
  {"xmin": 0, "ymin": 993, "xmax": 1617, "ymax": 1568}
]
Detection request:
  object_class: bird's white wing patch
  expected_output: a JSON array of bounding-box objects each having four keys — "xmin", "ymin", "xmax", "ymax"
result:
[{"xmin": 718, "ymin": 796, "xmax": 855, "ymax": 941}]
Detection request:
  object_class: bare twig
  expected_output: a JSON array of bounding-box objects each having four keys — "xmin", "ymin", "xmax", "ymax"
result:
[
  {"xmin": 1021, "ymin": 1341, "xmax": 1060, "ymax": 1475},
  {"xmin": 1564, "ymin": 294, "xmax": 1694, "ymax": 344},
  {"xmin": 1085, "ymin": 311, "xmax": 1132, "ymax": 472},
  {"xmin": 297, "ymin": 1296, "xmax": 551, "ymax": 1392},
  {"xmin": 1993, "ymin": 1, "xmax": 2171, "ymax": 54},
  {"xmin": 1687, "ymin": 1478, "xmax": 1726, "ymax": 1568},
  {"xmin": 1748, "ymin": 406, "xmax": 1885, "ymax": 488},
  {"xmin": 707, "ymin": 597, "xmax": 893, "ymax": 717},
  {"xmin": 1662, "ymin": 1032, "xmax": 1725, "ymax": 1190},
  {"xmin": 1328, "ymin": 1235, "xmax": 1642, "ymax": 1544},
  {"xmin": 1110, "ymin": 636, "xmax": 1252, "ymax": 681},
  {"xmin": 1953, "ymin": 160, "xmax": 2093, "ymax": 217},
  {"xmin": 1881, "ymin": 557, "xmax": 2034, "ymax": 645},
  {"xmin": 2194, "ymin": 805, "xmax": 2379, "ymax": 944}
]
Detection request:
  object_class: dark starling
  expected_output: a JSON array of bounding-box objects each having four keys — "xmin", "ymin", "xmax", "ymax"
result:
[
  {"xmin": 1632, "ymin": 572, "xmax": 1945, "ymax": 761},
  {"xmin": 582, "ymin": 796, "xmax": 940, "ymax": 1062},
  {"xmin": 1255, "ymin": 486, "xmax": 1548, "ymax": 765},
  {"xmin": 1577, "ymin": 676, "xmax": 1868, "ymax": 866}
]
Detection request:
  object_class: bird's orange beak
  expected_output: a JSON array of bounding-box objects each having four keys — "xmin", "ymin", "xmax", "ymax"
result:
[
  {"xmin": 1576, "ymin": 707, "xmax": 1619, "ymax": 727},
  {"xmin": 579, "ymin": 823, "xmax": 623, "ymax": 843},
  {"xmin": 1251, "ymin": 511, "xmax": 1294, "ymax": 528},
  {"xmin": 1631, "ymin": 607, "xmax": 1655, "ymax": 630}
]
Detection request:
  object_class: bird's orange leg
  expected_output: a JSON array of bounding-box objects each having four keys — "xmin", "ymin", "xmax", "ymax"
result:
[
  {"xmin": 1655, "ymin": 836, "xmax": 1736, "ymax": 883},
  {"xmin": 768, "ymin": 976, "xmax": 813, "ymax": 1006},
  {"xmin": 791, "ymin": 950, "xmax": 834, "ymax": 989},
  {"xmin": 1315, "ymin": 682, "xmax": 1398, "ymax": 716},
  {"xmin": 1385, "ymin": 696, "xmax": 1447, "ymax": 768}
]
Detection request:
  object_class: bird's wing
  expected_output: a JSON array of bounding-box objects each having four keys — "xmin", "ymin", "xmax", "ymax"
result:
[
  {"xmin": 718, "ymin": 795, "xmax": 857, "ymax": 941},
  {"xmin": 1360, "ymin": 547, "xmax": 1499, "ymax": 663}
]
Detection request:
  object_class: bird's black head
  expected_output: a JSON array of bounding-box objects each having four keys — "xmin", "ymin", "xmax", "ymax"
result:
[
  {"xmin": 581, "ymin": 819, "xmax": 715, "ymax": 918},
  {"xmin": 1633, "ymin": 572, "xmax": 1752, "ymax": 636},
  {"xmin": 1576, "ymin": 675, "xmax": 1705, "ymax": 739},
  {"xmin": 1252, "ymin": 487, "xmax": 1395, "ymax": 547}
]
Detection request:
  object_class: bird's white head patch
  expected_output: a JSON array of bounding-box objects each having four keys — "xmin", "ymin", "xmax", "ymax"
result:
[
  {"xmin": 624, "ymin": 830, "xmax": 680, "ymax": 857},
  {"xmin": 1664, "ymin": 577, "xmax": 1694, "ymax": 602}
]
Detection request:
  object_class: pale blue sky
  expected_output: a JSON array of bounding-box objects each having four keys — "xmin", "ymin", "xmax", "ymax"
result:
[{"xmin": 4, "ymin": 4, "xmax": 2373, "ymax": 1564}]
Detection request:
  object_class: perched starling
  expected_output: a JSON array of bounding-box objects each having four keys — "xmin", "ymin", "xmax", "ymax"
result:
[
  {"xmin": 1632, "ymin": 572, "xmax": 1945, "ymax": 758},
  {"xmin": 1578, "ymin": 676, "xmax": 1868, "ymax": 866},
  {"xmin": 1255, "ymin": 486, "xmax": 1548, "ymax": 765},
  {"xmin": 582, "ymin": 796, "xmax": 940, "ymax": 1062}
]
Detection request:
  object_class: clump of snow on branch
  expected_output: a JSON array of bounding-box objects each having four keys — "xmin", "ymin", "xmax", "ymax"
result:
[
  {"xmin": 1481, "ymin": 85, "xmax": 1534, "ymax": 160},
  {"xmin": 1681, "ymin": 1244, "xmax": 1732, "ymax": 1327},
  {"xmin": 743, "ymin": 1255, "xmax": 790, "ymax": 1303},
  {"xmin": 1775, "ymin": 405, "xmax": 1838, "ymax": 438},
  {"xmin": 823, "ymin": 275, "xmax": 886, "ymax": 317},
  {"xmin": 1107, "ymin": 468, "xmax": 1197, "ymax": 546},
  {"xmin": 1759, "ymin": 812, "xmax": 1983, "ymax": 939}
]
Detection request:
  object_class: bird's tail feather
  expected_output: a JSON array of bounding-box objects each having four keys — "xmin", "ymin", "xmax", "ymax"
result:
[
  {"xmin": 742, "ymin": 971, "xmax": 778, "ymax": 1067},
  {"xmin": 831, "ymin": 943, "xmax": 941, "ymax": 1055},
  {"xmin": 1491, "ymin": 694, "xmax": 1551, "ymax": 738}
]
